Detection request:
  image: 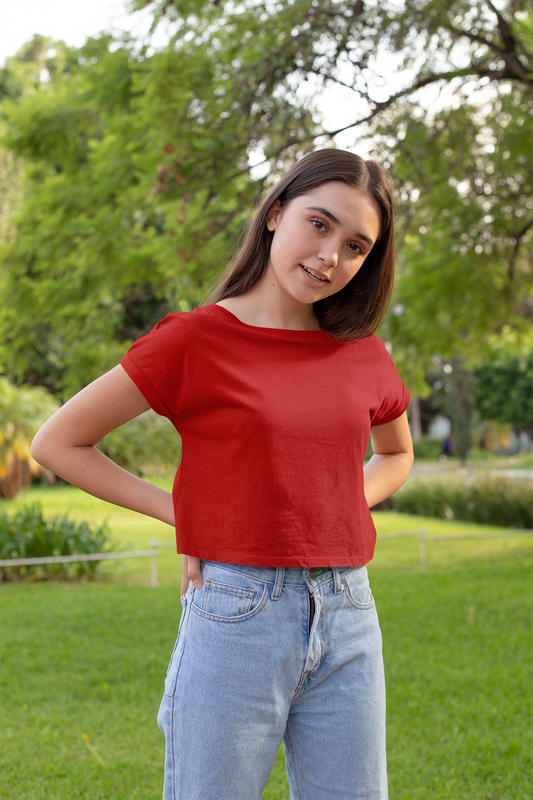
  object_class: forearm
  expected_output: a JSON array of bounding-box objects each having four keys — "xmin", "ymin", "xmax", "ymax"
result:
[
  {"xmin": 363, "ymin": 452, "xmax": 413, "ymax": 508},
  {"xmin": 33, "ymin": 442, "xmax": 175, "ymax": 526}
]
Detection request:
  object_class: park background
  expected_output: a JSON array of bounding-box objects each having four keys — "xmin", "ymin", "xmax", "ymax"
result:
[{"xmin": 0, "ymin": 1, "xmax": 532, "ymax": 798}]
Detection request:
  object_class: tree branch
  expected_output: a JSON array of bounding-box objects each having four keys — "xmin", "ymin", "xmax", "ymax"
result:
[
  {"xmin": 318, "ymin": 66, "xmax": 502, "ymax": 139},
  {"xmin": 508, "ymin": 216, "xmax": 533, "ymax": 284},
  {"xmin": 447, "ymin": 21, "xmax": 531, "ymax": 85},
  {"xmin": 305, "ymin": 67, "xmax": 357, "ymax": 91},
  {"xmin": 485, "ymin": 0, "xmax": 519, "ymax": 52}
]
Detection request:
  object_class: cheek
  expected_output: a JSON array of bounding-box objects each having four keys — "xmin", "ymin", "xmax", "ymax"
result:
[
  {"xmin": 343, "ymin": 260, "xmax": 365, "ymax": 283},
  {"xmin": 271, "ymin": 238, "xmax": 299, "ymax": 266}
]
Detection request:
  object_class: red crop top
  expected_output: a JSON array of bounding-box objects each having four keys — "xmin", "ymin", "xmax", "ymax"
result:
[{"xmin": 120, "ymin": 303, "xmax": 410, "ymax": 567}]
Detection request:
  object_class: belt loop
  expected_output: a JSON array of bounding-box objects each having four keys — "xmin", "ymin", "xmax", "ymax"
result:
[
  {"xmin": 333, "ymin": 567, "xmax": 343, "ymax": 595},
  {"xmin": 271, "ymin": 567, "xmax": 285, "ymax": 600}
]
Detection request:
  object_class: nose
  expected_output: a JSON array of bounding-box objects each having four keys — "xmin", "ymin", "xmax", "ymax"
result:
[{"xmin": 317, "ymin": 240, "xmax": 339, "ymax": 268}]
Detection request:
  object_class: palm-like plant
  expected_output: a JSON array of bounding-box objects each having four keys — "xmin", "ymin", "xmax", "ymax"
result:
[{"xmin": 0, "ymin": 378, "xmax": 58, "ymax": 499}]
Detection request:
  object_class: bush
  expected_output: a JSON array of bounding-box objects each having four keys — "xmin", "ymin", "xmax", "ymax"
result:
[
  {"xmin": 392, "ymin": 473, "xmax": 533, "ymax": 528},
  {"xmin": 369, "ymin": 436, "xmax": 446, "ymax": 463},
  {"xmin": 0, "ymin": 378, "xmax": 59, "ymax": 499},
  {"xmin": 0, "ymin": 504, "xmax": 115, "ymax": 582},
  {"xmin": 412, "ymin": 436, "xmax": 446, "ymax": 461},
  {"xmin": 98, "ymin": 410, "xmax": 182, "ymax": 478}
]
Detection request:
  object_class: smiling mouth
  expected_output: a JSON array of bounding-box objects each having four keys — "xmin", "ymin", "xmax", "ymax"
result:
[{"xmin": 301, "ymin": 265, "xmax": 329, "ymax": 282}]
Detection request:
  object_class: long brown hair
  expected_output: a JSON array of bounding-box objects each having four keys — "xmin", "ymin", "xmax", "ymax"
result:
[{"xmin": 205, "ymin": 149, "xmax": 396, "ymax": 340}]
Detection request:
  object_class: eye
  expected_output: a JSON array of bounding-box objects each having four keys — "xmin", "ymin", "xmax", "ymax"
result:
[
  {"xmin": 348, "ymin": 242, "xmax": 365, "ymax": 255},
  {"xmin": 310, "ymin": 218, "xmax": 327, "ymax": 231}
]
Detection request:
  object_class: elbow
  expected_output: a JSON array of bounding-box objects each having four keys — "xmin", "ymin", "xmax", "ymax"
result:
[
  {"xmin": 400, "ymin": 448, "xmax": 414, "ymax": 487},
  {"xmin": 30, "ymin": 432, "xmax": 43, "ymax": 466},
  {"xmin": 31, "ymin": 428, "xmax": 50, "ymax": 469},
  {"xmin": 388, "ymin": 448, "xmax": 414, "ymax": 492}
]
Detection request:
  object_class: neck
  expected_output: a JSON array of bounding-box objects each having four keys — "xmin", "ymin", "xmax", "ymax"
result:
[{"xmin": 231, "ymin": 275, "xmax": 321, "ymax": 331}]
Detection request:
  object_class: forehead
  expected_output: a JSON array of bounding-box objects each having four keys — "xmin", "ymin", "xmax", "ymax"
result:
[{"xmin": 296, "ymin": 181, "xmax": 381, "ymax": 234}]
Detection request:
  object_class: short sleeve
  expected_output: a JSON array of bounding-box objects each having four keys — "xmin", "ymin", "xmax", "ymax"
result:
[
  {"xmin": 120, "ymin": 313, "xmax": 187, "ymax": 422},
  {"xmin": 371, "ymin": 351, "xmax": 410, "ymax": 426}
]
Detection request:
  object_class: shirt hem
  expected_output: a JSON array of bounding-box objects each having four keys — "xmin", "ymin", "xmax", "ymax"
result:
[
  {"xmin": 175, "ymin": 544, "xmax": 373, "ymax": 568},
  {"xmin": 371, "ymin": 389, "xmax": 411, "ymax": 426}
]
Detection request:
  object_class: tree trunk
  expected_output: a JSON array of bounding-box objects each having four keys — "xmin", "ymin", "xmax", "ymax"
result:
[
  {"xmin": 448, "ymin": 357, "xmax": 474, "ymax": 466},
  {"xmin": 0, "ymin": 456, "xmax": 25, "ymax": 500},
  {"xmin": 409, "ymin": 396, "xmax": 423, "ymax": 440}
]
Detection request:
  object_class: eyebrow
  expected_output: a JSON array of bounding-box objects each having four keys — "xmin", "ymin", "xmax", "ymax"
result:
[{"xmin": 305, "ymin": 206, "xmax": 375, "ymax": 247}]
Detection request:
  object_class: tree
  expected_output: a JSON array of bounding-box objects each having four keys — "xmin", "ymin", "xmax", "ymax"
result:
[
  {"xmin": 144, "ymin": 0, "xmax": 533, "ymax": 374},
  {"xmin": 0, "ymin": 1, "xmax": 531, "ymax": 398},
  {"xmin": 474, "ymin": 353, "xmax": 533, "ymax": 436},
  {"xmin": 0, "ymin": 30, "xmax": 316, "ymax": 397},
  {"xmin": 0, "ymin": 378, "xmax": 59, "ymax": 499}
]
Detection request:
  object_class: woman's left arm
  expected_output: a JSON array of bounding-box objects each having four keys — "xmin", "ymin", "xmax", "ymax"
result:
[{"xmin": 364, "ymin": 411, "xmax": 414, "ymax": 508}]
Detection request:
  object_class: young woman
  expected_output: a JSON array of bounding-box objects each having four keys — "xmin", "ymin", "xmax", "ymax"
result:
[{"xmin": 32, "ymin": 149, "xmax": 413, "ymax": 800}]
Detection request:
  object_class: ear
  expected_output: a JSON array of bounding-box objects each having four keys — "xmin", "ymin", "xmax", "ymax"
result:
[{"xmin": 266, "ymin": 199, "xmax": 282, "ymax": 231}]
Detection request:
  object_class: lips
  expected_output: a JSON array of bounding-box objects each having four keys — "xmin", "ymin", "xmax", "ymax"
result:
[{"xmin": 301, "ymin": 264, "xmax": 329, "ymax": 282}]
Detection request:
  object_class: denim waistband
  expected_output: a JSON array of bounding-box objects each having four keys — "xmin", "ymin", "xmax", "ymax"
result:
[{"xmin": 201, "ymin": 560, "xmax": 362, "ymax": 599}]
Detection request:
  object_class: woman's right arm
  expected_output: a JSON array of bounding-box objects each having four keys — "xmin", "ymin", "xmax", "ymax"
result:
[
  {"xmin": 31, "ymin": 364, "xmax": 203, "ymax": 592},
  {"xmin": 31, "ymin": 364, "xmax": 175, "ymax": 526}
]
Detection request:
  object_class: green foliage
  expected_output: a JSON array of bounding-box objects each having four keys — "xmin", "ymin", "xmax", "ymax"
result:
[
  {"xmin": 98, "ymin": 411, "xmax": 182, "ymax": 478},
  {"xmin": 0, "ymin": 1, "xmax": 531, "ymax": 398},
  {"xmin": 0, "ymin": 503, "xmax": 114, "ymax": 581},
  {"xmin": 474, "ymin": 353, "xmax": 533, "ymax": 432},
  {"xmin": 0, "ymin": 378, "xmax": 58, "ymax": 498},
  {"xmin": 0, "ymin": 35, "xmax": 77, "ymax": 102},
  {"xmin": 0, "ymin": 25, "xmax": 317, "ymax": 397},
  {"xmin": 0, "ymin": 146, "xmax": 22, "ymax": 243},
  {"xmin": 412, "ymin": 436, "xmax": 444, "ymax": 461},
  {"xmin": 393, "ymin": 474, "xmax": 533, "ymax": 528},
  {"xmin": 382, "ymin": 86, "xmax": 533, "ymax": 363}
]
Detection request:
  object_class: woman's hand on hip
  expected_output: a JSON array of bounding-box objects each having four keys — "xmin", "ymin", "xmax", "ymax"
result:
[{"xmin": 181, "ymin": 555, "xmax": 202, "ymax": 595}]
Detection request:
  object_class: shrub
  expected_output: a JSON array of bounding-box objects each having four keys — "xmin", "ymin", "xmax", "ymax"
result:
[
  {"xmin": 392, "ymin": 473, "xmax": 533, "ymax": 528},
  {"xmin": 0, "ymin": 504, "xmax": 115, "ymax": 582},
  {"xmin": 369, "ymin": 436, "xmax": 445, "ymax": 463},
  {"xmin": 0, "ymin": 378, "xmax": 59, "ymax": 499},
  {"xmin": 98, "ymin": 410, "xmax": 182, "ymax": 478},
  {"xmin": 412, "ymin": 436, "xmax": 446, "ymax": 461}
]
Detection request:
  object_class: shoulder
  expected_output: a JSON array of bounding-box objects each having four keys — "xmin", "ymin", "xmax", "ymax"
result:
[
  {"xmin": 155, "ymin": 304, "xmax": 218, "ymax": 331},
  {"xmin": 349, "ymin": 335, "xmax": 404, "ymax": 386},
  {"xmin": 141, "ymin": 305, "xmax": 221, "ymax": 344},
  {"xmin": 122, "ymin": 306, "xmax": 220, "ymax": 370},
  {"xmin": 342, "ymin": 333, "xmax": 393, "ymax": 364}
]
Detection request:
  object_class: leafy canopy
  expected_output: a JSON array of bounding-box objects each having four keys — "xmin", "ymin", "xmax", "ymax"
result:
[{"xmin": 0, "ymin": 0, "xmax": 531, "ymax": 396}]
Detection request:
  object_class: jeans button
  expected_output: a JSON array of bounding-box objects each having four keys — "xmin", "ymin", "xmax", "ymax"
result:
[{"xmin": 309, "ymin": 568, "xmax": 318, "ymax": 580}]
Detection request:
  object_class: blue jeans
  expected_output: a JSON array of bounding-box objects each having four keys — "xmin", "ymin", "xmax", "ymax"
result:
[{"xmin": 157, "ymin": 560, "xmax": 387, "ymax": 799}]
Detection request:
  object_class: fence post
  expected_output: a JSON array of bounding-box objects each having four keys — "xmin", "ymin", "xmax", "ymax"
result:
[
  {"xmin": 150, "ymin": 541, "xmax": 158, "ymax": 588},
  {"xmin": 419, "ymin": 528, "xmax": 427, "ymax": 573}
]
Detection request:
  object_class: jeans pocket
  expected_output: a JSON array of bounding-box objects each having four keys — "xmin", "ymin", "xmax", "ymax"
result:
[
  {"xmin": 164, "ymin": 630, "xmax": 187, "ymax": 697},
  {"xmin": 164, "ymin": 596, "xmax": 187, "ymax": 673},
  {"xmin": 191, "ymin": 564, "xmax": 268, "ymax": 623},
  {"xmin": 343, "ymin": 566, "xmax": 375, "ymax": 609},
  {"xmin": 163, "ymin": 595, "xmax": 190, "ymax": 695}
]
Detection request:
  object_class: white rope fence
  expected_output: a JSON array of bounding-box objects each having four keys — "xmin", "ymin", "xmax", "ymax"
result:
[
  {"xmin": 1, "ymin": 530, "xmax": 531, "ymax": 584},
  {"xmin": 375, "ymin": 527, "xmax": 533, "ymax": 571},
  {"xmin": 0, "ymin": 540, "xmax": 182, "ymax": 587},
  {"xmin": 0, "ymin": 550, "xmax": 160, "ymax": 585}
]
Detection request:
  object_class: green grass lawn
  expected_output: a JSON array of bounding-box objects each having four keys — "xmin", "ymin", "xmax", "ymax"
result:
[{"xmin": 1, "ymin": 485, "xmax": 532, "ymax": 799}]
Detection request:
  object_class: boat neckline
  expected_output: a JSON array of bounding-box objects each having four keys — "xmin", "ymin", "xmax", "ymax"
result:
[{"xmin": 209, "ymin": 303, "xmax": 335, "ymax": 340}]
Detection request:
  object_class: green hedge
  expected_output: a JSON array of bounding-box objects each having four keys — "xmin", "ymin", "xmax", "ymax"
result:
[
  {"xmin": 98, "ymin": 410, "xmax": 182, "ymax": 478},
  {"xmin": 0, "ymin": 504, "xmax": 114, "ymax": 581},
  {"xmin": 369, "ymin": 437, "xmax": 448, "ymax": 462},
  {"xmin": 412, "ymin": 437, "xmax": 447, "ymax": 461},
  {"xmin": 393, "ymin": 474, "xmax": 533, "ymax": 528}
]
